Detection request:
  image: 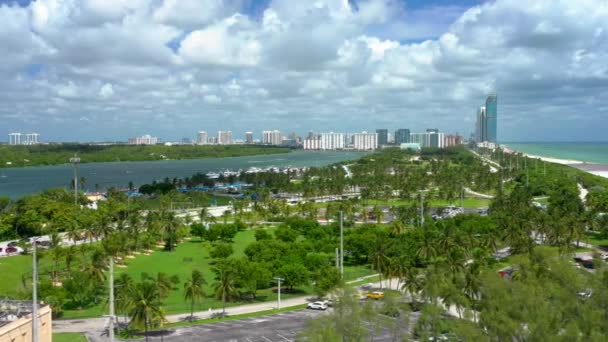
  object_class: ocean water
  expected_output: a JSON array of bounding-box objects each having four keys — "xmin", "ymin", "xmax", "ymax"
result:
[{"xmin": 502, "ymin": 142, "xmax": 608, "ymax": 164}]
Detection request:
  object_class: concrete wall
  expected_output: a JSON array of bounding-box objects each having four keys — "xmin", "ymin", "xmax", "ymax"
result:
[{"xmin": 0, "ymin": 305, "xmax": 52, "ymax": 342}]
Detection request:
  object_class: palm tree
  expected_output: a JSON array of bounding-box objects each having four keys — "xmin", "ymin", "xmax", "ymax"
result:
[
  {"xmin": 127, "ymin": 280, "xmax": 163, "ymax": 342},
  {"xmin": 63, "ymin": 245, "xmax": 77, "ymax": 277},
  {"xmin": 213, "ymin": 264, "xmax": 237, "ymax": 316},
  {"xmin": 184, "ymin": 270, "xmax": 206, "ymax": 321},
  {"xmin": 115, "ymin": 273, "xmax": 134, "ymax": 329}
]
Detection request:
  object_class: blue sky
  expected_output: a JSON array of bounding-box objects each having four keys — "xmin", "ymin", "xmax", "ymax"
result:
[{"xmin": 0, "ymin": 0, "xmax": 606, "ymax": 142}]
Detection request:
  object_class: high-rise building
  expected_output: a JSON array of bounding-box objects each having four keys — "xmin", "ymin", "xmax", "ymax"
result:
[
  {"xmin": 320, "ymin": 132, "xmax": 345, "ymax": 150},
  {"xmin": 217, "ymin": 131, "xmax": 233, "ymax": 145},
  {"xmin": 353, "ymin": 132, "xmax": 378, "ymax": 150},
  {"xmin": 8, "ymin": 133, "xmax": 22, "ymax": 145},
  {"xmin": 475, "ymin": 106, "xmax": 487, "ymax": 142},
  {"xmin": 410, "ymin": 132, "xmax": 444, "ymax": 148},
  {"xmin": 128, "ymin": 134, "xmax": 159, "ymax": 145},
  {"xmin": 485, "ymin": 94, "xmax": 497, "ymax": 143},
  {"xmin": 262, "ymin": 130, "xmax": 282, "ymax": 145},
  {"xmin": 394, "ymin": 129, "xmax": 410, "ymax": 145},
  {"xmin": 245, "ymin": 132, "xmax": 254, "ymax": 144},
  {"xmin": 196, "ymin": 131, "xmax": 208, "ymax": 145},
  {"xmin": 426, "ymin": 128, "xmax": 439, "ymax": 133},
  {"xmin": 376, "ymin": 129, "xmax": 388, "ymax": 146},
  {"xmin": 24, "ymin": 133, "xmax": 39, "ymax": 145}
]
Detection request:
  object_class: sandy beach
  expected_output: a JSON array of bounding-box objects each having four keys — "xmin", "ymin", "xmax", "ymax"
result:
[
  {"xmin": 519, "ymin": 153, "xmax": 584, "ymax": 165},
  {"xmin": 504, "ymin": 148, "xmax": 608, "ymax": 179},
  {"xmin": 569, "ymin": 163, "xmax": 608, "ymax": 179}
]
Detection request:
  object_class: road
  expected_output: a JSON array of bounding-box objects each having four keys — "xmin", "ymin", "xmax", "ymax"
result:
[
  {"xmin": 85, "ymin": 307, "xmax": 417, "ymax": 342},
  {"xmin": 53, "ymin": 275, "xmax": 382, "ymax": 336}
]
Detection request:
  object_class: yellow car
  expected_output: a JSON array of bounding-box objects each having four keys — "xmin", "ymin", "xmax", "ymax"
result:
[{"xmin": 367, "ymin": 291, "xmax": 385, "ymax": 300}]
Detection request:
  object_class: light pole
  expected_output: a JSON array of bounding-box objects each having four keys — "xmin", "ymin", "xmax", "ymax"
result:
[
  {"xmin": 108, "ymin": 257, "xmax": 115, "ymax": 342},
  {"xmin": 69, "ymin": 154, "xmax": 81, "ymax": 206},
  {"xmin": 419, "ymin": 191, "xmax": 425, "ymax": 227},
  {"xmin": 32, "ymin": 237, "xmax": 39, "ymax": 342},
  {"xmin": 273, "ymin": 277, "xmax": 284, "ymax": 309},
  {"xmin": 339, "ymin": 211, "xmax": 344, "ymax": 278}
]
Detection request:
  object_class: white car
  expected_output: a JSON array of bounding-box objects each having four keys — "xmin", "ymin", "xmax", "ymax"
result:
[{"xmin": 307, "ymin": 301, "xmax": 328, "ymax": 310}]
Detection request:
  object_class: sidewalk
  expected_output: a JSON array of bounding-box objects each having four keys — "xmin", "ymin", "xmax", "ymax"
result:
[{"xmin": 53, "ymin": 274, "xmax": 380, "ymax": 334}]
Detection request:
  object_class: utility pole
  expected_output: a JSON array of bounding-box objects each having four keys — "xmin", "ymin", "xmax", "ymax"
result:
[
  {"xmin": 460, "ymin": 185, "xmax": 464, "ymax": 208},
  {"xmin": 273, "ymin": 277, "xmax": 284, "ymax": 309},
  {"xmin": 32, "ymin": 238, "xmax": 38, "ymax": 342},
  {"xmin": 335, "ymin": 248, "xmax": 339, "ymax": 269},
  {"xmin": 69, "ymin": 154, "xmax": 80, "ymax": 206},
  {"xmin": 339, "ymin": 211, "xmax": 344, "ymax": 278},
  {"xmin": 420, "ymin": 192, "xmax": 425, "ymax": 227},
  {"xmin": 109, "ymin": 257, "xmax": 115, "ymax": 342}
]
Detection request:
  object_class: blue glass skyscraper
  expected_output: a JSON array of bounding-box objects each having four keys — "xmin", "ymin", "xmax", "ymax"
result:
[{"xmin": 485, "ymin": 94, "xmax": 497, "ymax": 143}]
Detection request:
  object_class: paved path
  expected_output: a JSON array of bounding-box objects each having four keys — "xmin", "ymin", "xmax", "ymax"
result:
[{"xmin": 53, "ymin": 274, "xmax": 380, "ymax": 335}]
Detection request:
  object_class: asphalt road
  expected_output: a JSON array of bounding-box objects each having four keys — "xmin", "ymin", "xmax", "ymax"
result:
[{"xmin": 91, "ymin": 308, "xmax": 417, "ymax": 342}]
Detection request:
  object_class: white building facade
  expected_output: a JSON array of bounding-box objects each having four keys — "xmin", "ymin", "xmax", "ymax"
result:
[
  {"xmin": 353, "ymin": 132, "xmax": 378, "ymax": 150},
  {"xmin": 196, "ymin": 131, "xmax": 208, "ymax": 145},
  {"xmin": 128, "ymin": 134, "xmax": 159, "ymax": 145},
  {"xmin": 217, "ymin": 131, "xmax": 233, "ymax": 145},
  {"xmin": 262, "ymin": 130, "xmax": 282, "ymax": 145}
]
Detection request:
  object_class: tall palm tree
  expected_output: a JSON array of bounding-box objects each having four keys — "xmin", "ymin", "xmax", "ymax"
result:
[
  {"xmin": 115, "ymin": 273, "xmax": 134, "ymax": 329},
  {"xmin": 127, "ymin": 280, "xmax": 163, "ymax": 342},
  {"xmin": 183, "ymin": 270, "xmax": 206, "ymax": 321},
  {"xmin": 213, "ymin": 264, "xmax": 237, "ymax": 316}
]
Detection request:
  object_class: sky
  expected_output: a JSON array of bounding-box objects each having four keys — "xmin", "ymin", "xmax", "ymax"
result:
[{"xmin": 0, "ymin": 0, "xmax": 607, "ymax": 142}]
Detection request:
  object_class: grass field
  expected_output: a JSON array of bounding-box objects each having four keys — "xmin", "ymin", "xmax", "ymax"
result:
[
  {"xmin": 52, "ymin": 333, "xmax": 87, "ymax": 342},
  {"xmin": 56, "ymin": 227, "xmax": 373, "ymax": 319},
  {"xmin": 584, "ymin": 231, "xmax": 608, "ymax": 247},
  {"xmin": 364, "ymin": 197, "xmax": 490, "ymax": 208}
]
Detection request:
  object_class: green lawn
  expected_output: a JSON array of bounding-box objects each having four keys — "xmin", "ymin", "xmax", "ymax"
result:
[
  {"xmin": 52, "ymin": 333, "xmax": 87, "ymax": 342},
  {"xmin": 0, "ymin": 254, "xmax": 31, "ymax": 297},
  {"xmin": 583, "ymin": 231, "xmax": 608, "ymax": 247},
  {"xmin": 365, "ymin": 197, "xmax": 490, "ymax": 208}
]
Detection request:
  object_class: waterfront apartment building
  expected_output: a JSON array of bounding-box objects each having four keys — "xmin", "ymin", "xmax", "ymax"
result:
[
  {"xmin": 217, "ymin": 131, "xmax": 233, "ymax": 145},
  {"xmin": 320, "ymin": 132, "xmax": 345, "ymax": 150},
  {"xmin": 444, "ymin": 134, "xmax": 463, "ymax": 147},
  {"xmin": 485, "ymin": 94, "xmax": 497, "ymax": 143},
  {"xmin": 376, "ymin": 129, "xmax": 388, "ymax": 146},
  {"xmin": 128, "ymin": 134, "xmax": 159, "ymax": 145},
  {"xmin": 245, "ymin": 132, "xmax": 254, "ymax": 144},
  {"xmin": 475, "ymin": 94, "xmax": 497, "ymax": 143},
  {"xmin": 410, "ymin": 132, "xmax": 444, "ymax": 148},
  {"xmin": 475, "ymin": 106, "xmax": 487, "ymax": 142},
  {"xmin": 353, "ymin": 132, "xmax": 378, "ymax": 150},
  {"xmin": 262, "ymin": 130, "xmax": 282, "ymax": 145},
  {"xmin": 303, "ymin": 132, "xmax": 345, "ymax": 150},
  {"xmin": 196, "ymin": 131, "xmax": 208, "ymax": 145},
  {"xmin": 8, "ymin": 132, "xmax": 40, "ymax": 145},
  {"xmin": 8, "ymin": 133, "xmax": 21, "ymax": 145},
  {"xmin": 394, "ymin": 129, "xmax": 410, "ymax": 145}
]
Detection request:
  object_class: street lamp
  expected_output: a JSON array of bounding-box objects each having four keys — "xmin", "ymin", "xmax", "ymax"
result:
[
  {"xmin": 273, "ymin": 277, "xmax": 284, "ymax": 309},
  {"xmin": 31, "ymin": 237, "xmax": 39, "ymax": 342},
  {"xmin": 69, "ymin": 154, "xmax": 81, "ymax": 206}
]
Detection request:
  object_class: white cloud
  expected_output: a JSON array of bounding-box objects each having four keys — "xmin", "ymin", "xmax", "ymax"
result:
[
  {"xmin": 0, "ymin": 0, "xmax": 607, "ymax": 141},
  {"xmin": 203, "ymin": 94, "xmax": 222, "ymax": 104},
  {"xmin": 178, "ymin": 14, "xmax": 261, "ymax": 66},
  {"xmin": 99, "ymin": 83, "xmax": 114, "ymax": 98}
]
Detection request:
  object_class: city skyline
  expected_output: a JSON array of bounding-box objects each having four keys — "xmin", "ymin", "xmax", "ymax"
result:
[{"xmin": 1, "ymin": 1, "xmax": 607, "ymax": 142}]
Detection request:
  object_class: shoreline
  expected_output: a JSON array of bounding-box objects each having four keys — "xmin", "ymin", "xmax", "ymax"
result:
[{"xmin": 503, "ymin": 147, "xmax": 608, "ymax": 179}]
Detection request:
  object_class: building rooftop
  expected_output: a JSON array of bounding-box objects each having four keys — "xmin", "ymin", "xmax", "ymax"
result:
[{"xmin": 0, "ymin": 300, "xmax": 37, "ymax": 328}]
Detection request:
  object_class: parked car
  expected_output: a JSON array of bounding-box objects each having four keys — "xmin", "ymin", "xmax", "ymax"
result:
[
  {"xmin": 307, "ymin": 301, "xmax": 328, "ymax": 310},
  {"xmin": 359, "ymin": 283, "xmax": 374, "ymax": 290},
  {"xmin": 367, "ymin": 291, "xmax": 385, "ymax": 300}
]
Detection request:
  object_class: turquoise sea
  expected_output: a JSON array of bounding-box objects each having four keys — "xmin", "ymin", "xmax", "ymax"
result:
[{"xmin": 502, "ymin": 142, "xmax": 608, "ymax": 164}]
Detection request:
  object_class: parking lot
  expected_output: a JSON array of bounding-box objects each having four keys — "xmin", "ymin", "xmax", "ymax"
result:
[{"xmin": 101, "ymin": 308, "xmax": 416, "ymax": 342}]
